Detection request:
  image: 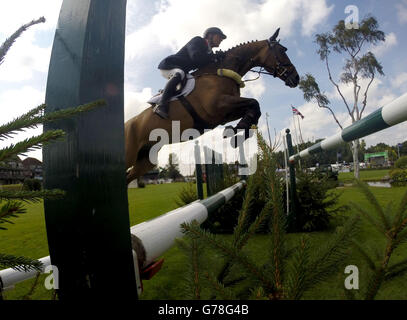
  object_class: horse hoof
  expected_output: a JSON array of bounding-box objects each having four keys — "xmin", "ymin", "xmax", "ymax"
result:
[
  {"xmin": 230, "ymin": 135, "xmax": 238, "ymax": 148},
  {"xmin": 223, "ymin": 125, "xmax": 236, "ymax": 138}
]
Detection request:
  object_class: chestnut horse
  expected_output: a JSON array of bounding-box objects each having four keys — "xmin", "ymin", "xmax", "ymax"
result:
[{"xmin": 125, "ymin": 28, "xmax": 299, "ymax": 184}]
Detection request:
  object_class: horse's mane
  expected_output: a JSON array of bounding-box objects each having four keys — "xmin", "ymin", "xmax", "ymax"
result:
[
  {"xmin": 193, "ymin": 40, "xmax": 265, "ymax": 76},
  {"xmin": 223, "ymin": 40, "xmax": 260, "ymax": 54}
]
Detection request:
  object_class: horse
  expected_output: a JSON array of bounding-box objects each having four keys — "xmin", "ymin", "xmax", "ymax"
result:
[{"xmin": 125, "ymin": 28, "xmax": 299, "ymax": 184}]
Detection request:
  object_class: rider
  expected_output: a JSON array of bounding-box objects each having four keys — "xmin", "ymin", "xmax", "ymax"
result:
[{"xmin": 153, "ymin": 27, "xmax": 227, "ymax": 119}]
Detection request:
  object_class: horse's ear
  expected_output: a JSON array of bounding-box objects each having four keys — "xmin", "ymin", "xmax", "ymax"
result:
[{"xmin": 269, "ymin": 28, "xmax": 280, "ymax": 43}]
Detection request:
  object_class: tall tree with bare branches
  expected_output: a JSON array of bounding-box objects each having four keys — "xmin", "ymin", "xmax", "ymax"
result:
[{"xmin": 299, "ymin": 16, "xmax": 385, "ymax": 178}]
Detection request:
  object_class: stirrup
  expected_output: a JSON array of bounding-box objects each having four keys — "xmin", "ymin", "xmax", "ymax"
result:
[{"xmin": 153, "ymin": 105, "xmax": 169, "ymax": 119}]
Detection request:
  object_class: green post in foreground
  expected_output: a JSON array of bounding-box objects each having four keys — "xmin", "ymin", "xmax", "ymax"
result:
[
  {"xmin": 285, "ymin": 129, "xmax": 297, "ymax": 230},
  {"xmin": 43, "ymin": 0, "xmax": 137, "ymax": 299},
  {"xmin": 194, "ymin": 141, "xmax": 204, "ymax": 200}
]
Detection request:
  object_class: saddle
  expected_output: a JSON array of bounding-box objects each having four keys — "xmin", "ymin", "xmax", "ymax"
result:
[{"xmin": 147, "ymin": 74, "xmax": 195, "ymax": 105}]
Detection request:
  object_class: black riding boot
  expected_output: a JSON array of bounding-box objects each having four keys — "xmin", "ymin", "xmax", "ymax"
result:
[{"xmin": 154, "ymin": 72, "xmax": 182, "ymax": 119}]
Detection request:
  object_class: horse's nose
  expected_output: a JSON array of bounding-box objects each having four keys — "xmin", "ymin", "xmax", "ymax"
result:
[
  {"xmin": 294, "ymin": 74, "xmax": 299, "ymax": 86},
  {"xmin": 287, "ymin": 73, "xmax": 299, "ymax": 88}
]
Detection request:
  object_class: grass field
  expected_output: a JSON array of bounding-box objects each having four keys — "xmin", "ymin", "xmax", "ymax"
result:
[
  {"xmin": 1, "ymin": 175, "xmax": 407, "ymax": 300},
  {"xmin": 338, "ymin": 169, "xmax": 390, "ymax": 183}
]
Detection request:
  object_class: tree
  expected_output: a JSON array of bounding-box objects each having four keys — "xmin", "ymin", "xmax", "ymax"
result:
[
  {"xmin": 159, "ymin": 153, "xmax": 183, "ymax": 180},
  {"xmin": 177, "ymin": 131, "xmax": 360, "ymax": 300},
  {"xmin": 299, "ymin": 16, "xmax": 385, "ymax": 178}
]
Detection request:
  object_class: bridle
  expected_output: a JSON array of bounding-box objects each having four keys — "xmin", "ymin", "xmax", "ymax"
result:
[{"xmin": 244, "ymin": 40, "xmax": 292, "ymax": 83}]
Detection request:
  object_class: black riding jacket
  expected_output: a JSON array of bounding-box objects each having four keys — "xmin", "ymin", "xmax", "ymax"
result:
[{"xmin": 158, "ymin": 36, "xmax": 215, "ymax": 72}]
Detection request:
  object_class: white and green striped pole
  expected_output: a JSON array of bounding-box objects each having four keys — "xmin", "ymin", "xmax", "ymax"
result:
[
  {"xmin": 131, "ymin": 181, "xmax": 245, "ymax": 268},
  {"xmin": 0, "ymin": 181, "xmax": 245, "ymax": 291},
  {"xmin": 289, "ymin": 93, "xmax": 407, "ymax": 161}
]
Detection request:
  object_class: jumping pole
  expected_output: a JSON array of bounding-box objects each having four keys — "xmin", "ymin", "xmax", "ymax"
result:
[
  {"xmin": 289, "ymin": 93, "xmax": 407, "ymax": 161},
  {"xmin": 0, "ymin": 182, "xmax": 245, "ymax": 292}
]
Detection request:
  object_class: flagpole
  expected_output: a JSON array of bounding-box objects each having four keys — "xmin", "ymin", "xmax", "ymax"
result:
[
  {"xmin": 296, "ymin": 114, "xmax": 304, "ymax": 145},
  {"xmin": 265, "ymin": 112, "xmax": 273, "ymax": 147},
  {"xmin": 292, "ymin": 112, "xmax": 302, "ymax": 169}
]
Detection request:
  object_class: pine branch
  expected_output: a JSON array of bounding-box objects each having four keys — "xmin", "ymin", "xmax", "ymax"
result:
[
  {"xmin": 0, "ymin": 100, "xmax": 106, "ymax": 141},
  {"xmin": 204, "ymin": 271, "xmax": 236, "ymax": 300},
  {"xmin": 0, "ymin": 130, "xmax": 65, "ymax": 162},
  {"xmin": 394, "ymin": 228, "xmax": 407, "ymax": 248},
  {"xmin": 256, "ymin": 132, "xmax": 286, "ymax": 297},
  {"xmin": 365, "ymin": 268, "xmax": 385, "ymax": 300},
  {"xmin": 175, "ymin": 236, "xmax": 204, "ymax": 300},
  {"xmin": 0, "ymin": 17, "xmax": 46, "ymax": 66},
  {"xmin": 392, "ymin": 188, "xmax": 407, "ymax": 233},
  {"xmin": 191, "ymin": 238, "xmax": 201, "ymax": 300},
  {"xmin": 181, "ymin": 222, "xmax": 276, "ymax": 294},
  {"xmin": 0, "ymin": 189, "xmax": 65, "ymax": 203},
  {"xmin": 22, "ymin": 272, "xmax": 42, "ymax": 300},
  {"xmin": 0, "ymin": 253, "xmax": 43, "ymax": 272},
  {"xmin": 217, "ymin": 201, "xmax": 272, "ymax": 285},
  {"xmin": 351, "ymin": 240, "xmax": 377, "ymax": 271},
  {"xmin": 306, "ymin": 215, "xmax": 360, "ymax": 288},
  {"xmin": 233, "ymin": 175, "xmax": 257, "ymax": 245},
  {"xmin": 353, "ymin": 179, "xmax": 391, "ymax": 230},
  {"xmin": 349, "ymin": 201, "xmax": 385, "ymax": 234},
  {"xmin": 385, "ymin": 258, "xmax": 407, "ymax": 280},
  {"xmin": 0, "ymin": 201, "xmax": 27, "ymax": 229},
  {"xmin": 285, "ymin": 236, "xmax": 312, "ymax": 300},
  {"xmin": 0, "ymin": 104, "xmax": 44, "ymax": 141},
  {"xmin": 237, "ymin": 199, "xmax": 273, "ymax": 250}
]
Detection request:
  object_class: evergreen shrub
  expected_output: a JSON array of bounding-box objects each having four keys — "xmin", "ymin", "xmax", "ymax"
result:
[
  {"xmin": 394, "ymin": 155, "xmax": 407, "ymax": 169},
  {"xmin": 389, "ymin": 168, "xmax": 407, "ymax": 186},
  {"xmin": 292, "ymin": 170, "xmax": 345, "ymax": 232}
]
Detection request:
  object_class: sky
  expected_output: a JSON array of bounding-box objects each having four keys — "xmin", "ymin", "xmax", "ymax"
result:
[{"xmin": 1, "ymin": 0, "xmax": 406, "ymax": 174}]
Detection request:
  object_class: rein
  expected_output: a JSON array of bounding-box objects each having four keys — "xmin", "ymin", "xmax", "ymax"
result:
[
  {"xmin": 225, "ymin": 42, "xmax": 292, "ymax": 84},
  {"xmin": 195, "ymin": 41, "xmax": 292, "ymax": 85}
]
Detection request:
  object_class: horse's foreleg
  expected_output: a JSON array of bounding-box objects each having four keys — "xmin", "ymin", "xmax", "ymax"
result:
[
  {"xmin": 218, "ymin": 95, "xmax": 261, "ymax": 139},
  {"xmin": 126, "ymin": 155, "xmax": 156, "ymax": 185}
]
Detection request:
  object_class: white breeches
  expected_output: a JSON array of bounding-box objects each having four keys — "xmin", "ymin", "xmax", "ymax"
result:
[{"xmin": 160, "ymin": 68, "xmax": 186, "ymax": 80}]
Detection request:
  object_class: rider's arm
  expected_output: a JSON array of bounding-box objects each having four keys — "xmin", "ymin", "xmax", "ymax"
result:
[{"xmin": 186, "ymin": 37, "xmax": 215, "ymax": 67}]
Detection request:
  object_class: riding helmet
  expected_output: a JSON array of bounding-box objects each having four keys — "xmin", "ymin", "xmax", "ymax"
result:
[{"xmin": 203, "ymin": 27, "xmax": 227, "ymax": 39}]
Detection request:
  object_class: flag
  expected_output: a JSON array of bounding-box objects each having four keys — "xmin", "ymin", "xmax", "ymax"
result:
[{"xmin": 291, "ymin": 105, "xmax": 304, "ymax": 119}]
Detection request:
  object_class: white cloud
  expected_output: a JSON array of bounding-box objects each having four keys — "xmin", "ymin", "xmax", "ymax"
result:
[
  {"xmin": 300, "ymin": 1, "xmax": 334, "ymax": 36},
  {"xmin": 241, "ymin": 78, "xmax": 266, "ymax": 100},
  {"xmin": 0, "ymin": 86, "xmax": 44, "ymax": 121},
  {"xmin": 0, "ymin": 32, "xmax": 51, "ymax": 82},
  {"xmin": 326, "ymin": 77, "xmax": 398, "ymax": 116},
  {"xmin": 0, "ymin": 1, "xmax": 62, "ymax": 83},
  {"xmin": 371, "ymin": 32, "xmax": 397, "ymax": 57},
  {"xmin": 0, "ymin": 0, "xmax": 62, "ymax": 36},
  {"xmin": 124, "ymin": 86, "xmax": 153, "ymax": 121},
  {"xmin": 125, "ymin": 0, "xmax": 333, "ymax": 63},
  {"xmin": 393, "ymin": 72, "xmax": 407, "ymax": 89},
  {"xmin": 396, "ymin": 0, "xmax": 407, "ymax": 25}
]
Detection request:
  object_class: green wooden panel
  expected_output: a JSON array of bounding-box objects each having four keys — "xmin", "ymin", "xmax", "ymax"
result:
[{"xmin": 43, "ymin": 0, "xmax": 137, "ymax": 299}]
